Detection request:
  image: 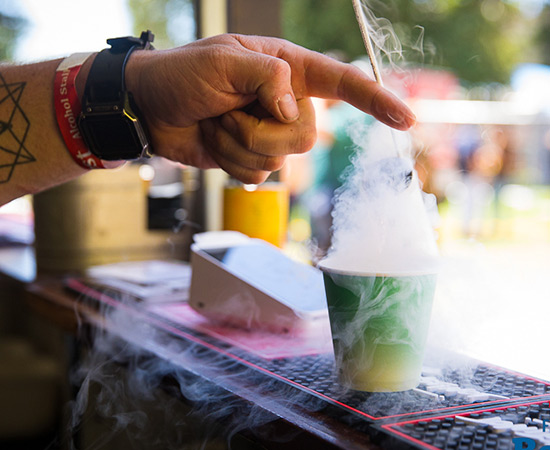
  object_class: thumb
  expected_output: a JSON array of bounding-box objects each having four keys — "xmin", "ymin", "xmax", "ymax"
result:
[
  {"xmin": 230, "ymin": 52, "xmax": 299, "ymax": 123},
  {"xmin": 271, "ymin": 91, "xmax": 300, "ymax": 123}
]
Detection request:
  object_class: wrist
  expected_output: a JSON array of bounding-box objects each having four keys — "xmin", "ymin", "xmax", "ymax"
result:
[
  {"xmin": 74, "ymin": 53, "xmax": 97, "ymax": 101},
  {"xmin": 124, "ymin": 49, "xmax": 147, "ymax": 108}
]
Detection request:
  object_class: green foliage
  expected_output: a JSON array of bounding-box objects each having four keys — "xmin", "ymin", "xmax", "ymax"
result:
[
  {"xmin": 128, "ymin": 0, "xmax": 194, "ymax": 49},
  {"xmin": 0, "ymin": 11, "xmax": 26, "ymax": 61},
  {"xmin": 282, "ymin": 0, "xmax": 534, "ymax": 84},
  {"xmin": 283, "ymin": 0, "xmax": 364, "ymax": 60},
  {"xmin": 535, "ymin": 5, "xmax": 550, "ymax": 65},
  {"xmin": 129, "ymin": 0, "xmax": 175, "ymax": 49}
]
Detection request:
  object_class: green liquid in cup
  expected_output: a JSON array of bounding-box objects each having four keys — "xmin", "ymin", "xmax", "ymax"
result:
[{"xmin": 321, "ymin": 270, "xmax": 437, "ymax": 392}]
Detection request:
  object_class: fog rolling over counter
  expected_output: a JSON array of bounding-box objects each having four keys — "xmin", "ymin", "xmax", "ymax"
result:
[{"xmin": 318, "ymin": 123, "xmax": 440, "ymax": 392}]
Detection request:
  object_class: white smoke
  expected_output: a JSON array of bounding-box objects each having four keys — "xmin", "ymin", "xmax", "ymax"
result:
[
  {"xmin": 321, "ymin": 123, "xmax": 440, "ymax": 276},
  {"xmin": 65, "ymin": 293, "xmax": 328, "ymax": 450}
]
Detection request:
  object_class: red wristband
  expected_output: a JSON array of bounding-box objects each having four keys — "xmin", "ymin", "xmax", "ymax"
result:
[{"xmin": 54, "ymin": 53, "xmax": 105, "ymax": 169}]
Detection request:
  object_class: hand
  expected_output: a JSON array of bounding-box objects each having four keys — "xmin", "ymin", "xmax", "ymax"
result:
[{"xmin": 126, "ymin": 34, "xmax": 416, "ymax": 184}]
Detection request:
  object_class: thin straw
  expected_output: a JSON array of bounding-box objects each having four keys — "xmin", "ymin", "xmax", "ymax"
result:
[
  {"xmin": 351, "ymin": 0, "xmax": 383, "ymax": 86},
  {"xmin": 351, "ymin": 0, "xmax": 403, "ymax": 158}
]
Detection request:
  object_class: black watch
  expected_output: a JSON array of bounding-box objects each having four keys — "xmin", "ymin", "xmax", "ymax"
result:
[{"xmin": 78, "ymin": 30, "xmax": 154, "ymax": 161}]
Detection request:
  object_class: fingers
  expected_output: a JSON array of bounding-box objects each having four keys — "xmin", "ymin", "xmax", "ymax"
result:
[
  {"xmin": 250, "ymin": 57, "xmax": 300, "ymax": 122},
  {"xmin": 223, "ymin": 47, "xmax": 300, "ymax": 123},
  {"xmin": 200, "ymin": 143, "xmax": 274, "ymax": 185},
  {"xmin": 199, "ymin": 117, "xmax": 280, "ymax": 184},
  {"xmin": 301, "ymin": 58, "xmax": 416, "ymax": 130},
  {"xmin": 331, "ymin": 66, "xmax": 416, "ymax": 130},
  {"xmin": 222, "ymin": 98, "xmax": 316, "ymax": 156},
  {"xmin": 199, "ymin": 98, "xmax": 316, "ymax": 184},
  {"xmin": 233, "ymin": 35, "xmax": 416, "ymax": 130}
]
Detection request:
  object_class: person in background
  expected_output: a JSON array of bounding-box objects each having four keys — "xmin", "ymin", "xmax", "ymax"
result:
[{"xmin": 0, "ymin": 33, "xmax": 415, "ymax": 207}]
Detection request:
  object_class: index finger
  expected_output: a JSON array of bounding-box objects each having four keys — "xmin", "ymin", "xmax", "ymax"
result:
[
  {"xmin": 305, "ymin": 56, "xmax": 416, "ymax": 130},
  {"xmin": 235, "ymin": 35, "xmax": 416, "ymax": 130}
]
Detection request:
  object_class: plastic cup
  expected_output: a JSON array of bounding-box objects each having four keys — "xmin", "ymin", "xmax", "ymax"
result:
[{"xmin": 319, "ymin": 265, "xmax": 437, "ymax": 392}]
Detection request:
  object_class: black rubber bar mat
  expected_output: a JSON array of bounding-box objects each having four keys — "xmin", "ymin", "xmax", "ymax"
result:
[
  {"xmin": 377, "ymin": 399, "xmax": 550, "ymax": 449},
  {"xmin": 65, "ymin": 277, "xmax": 550, "ymax": 428}
]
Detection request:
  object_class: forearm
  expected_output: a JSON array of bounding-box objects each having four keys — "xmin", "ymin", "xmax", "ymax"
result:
[{"xmin": 0, "ymin": 59, "xmax": 90, "ymax": 206}]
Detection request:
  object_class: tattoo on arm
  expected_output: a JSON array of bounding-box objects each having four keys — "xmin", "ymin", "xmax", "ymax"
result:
[{"xmin": 0, "ymin": 72, "xmax": 36, "ymax": 183}]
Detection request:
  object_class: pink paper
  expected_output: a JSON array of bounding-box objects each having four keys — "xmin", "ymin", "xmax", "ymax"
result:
[{"xmin": 147, "ymin": 303, "xmax": 333, "ymax": 360}]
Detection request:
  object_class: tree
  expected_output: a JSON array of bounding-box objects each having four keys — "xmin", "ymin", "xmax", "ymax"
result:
[
  {"xmin": 282, "ymin": 0, "xmax": 533, "ymax": 84},
  {"xmin": 0, "ymin": 9, "xmax": 26, "ymax": 61},
  {"xmin": 282, "ymin": 0, "xmax": 365, "ymax": 60},
  {"xmin": 128, "ymin": 0, "xmax": 195, "ymax": 49},
  {"xmin": 535, "ymin": 4, "xmax": 550, "ymax": 65}
]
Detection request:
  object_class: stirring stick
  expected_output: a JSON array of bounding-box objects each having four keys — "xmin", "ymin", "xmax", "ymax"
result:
[
  {"xmin": 351, "ymin": 0, "xmax": 403, "ymax": 158},
  {"xmin": 351, "ymin": 0, "xmax": 383, "ymax": 86}
]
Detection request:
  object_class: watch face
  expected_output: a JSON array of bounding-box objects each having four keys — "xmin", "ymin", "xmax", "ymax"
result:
[{"xmin": 79, "ymin": 110, "xmax": 148, "ymax": 160}]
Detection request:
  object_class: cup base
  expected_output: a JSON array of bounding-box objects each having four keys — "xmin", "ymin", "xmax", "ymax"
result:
[
  {"xmin": 341, "ymin": 374, "xmax": 420, "ymax": 392},
  {"xmin": 335, "ymin": 342, "xmax": 424, "ymax": 392}
]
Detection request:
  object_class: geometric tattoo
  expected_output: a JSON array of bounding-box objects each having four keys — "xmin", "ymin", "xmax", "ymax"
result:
[{"xmin": 0, "ymin": 72, "xmax": 36, "ymax": 183}]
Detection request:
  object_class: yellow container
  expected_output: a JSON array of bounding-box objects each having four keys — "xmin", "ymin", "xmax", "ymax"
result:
[{"xmin": 223, "ymin": 183, "xmax": 289, "ymax": 248}]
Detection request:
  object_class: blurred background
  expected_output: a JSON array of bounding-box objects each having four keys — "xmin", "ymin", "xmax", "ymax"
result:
[
  {"xmin": 2, "ymin": 0, "xmax": 549, "ymax": 254},
  {"xmin": 281, "ymin": 0, "xmax": 550, "ymax": 259}
]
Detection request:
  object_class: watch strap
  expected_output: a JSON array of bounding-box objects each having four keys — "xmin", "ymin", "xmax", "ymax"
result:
[
  {"xmin": 84, "ymin": 30, "xmax": 154, "ymax": 105},
  {"xmin": 78, "ymin": 31, "xmax": 154, "ymax": 161}
]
